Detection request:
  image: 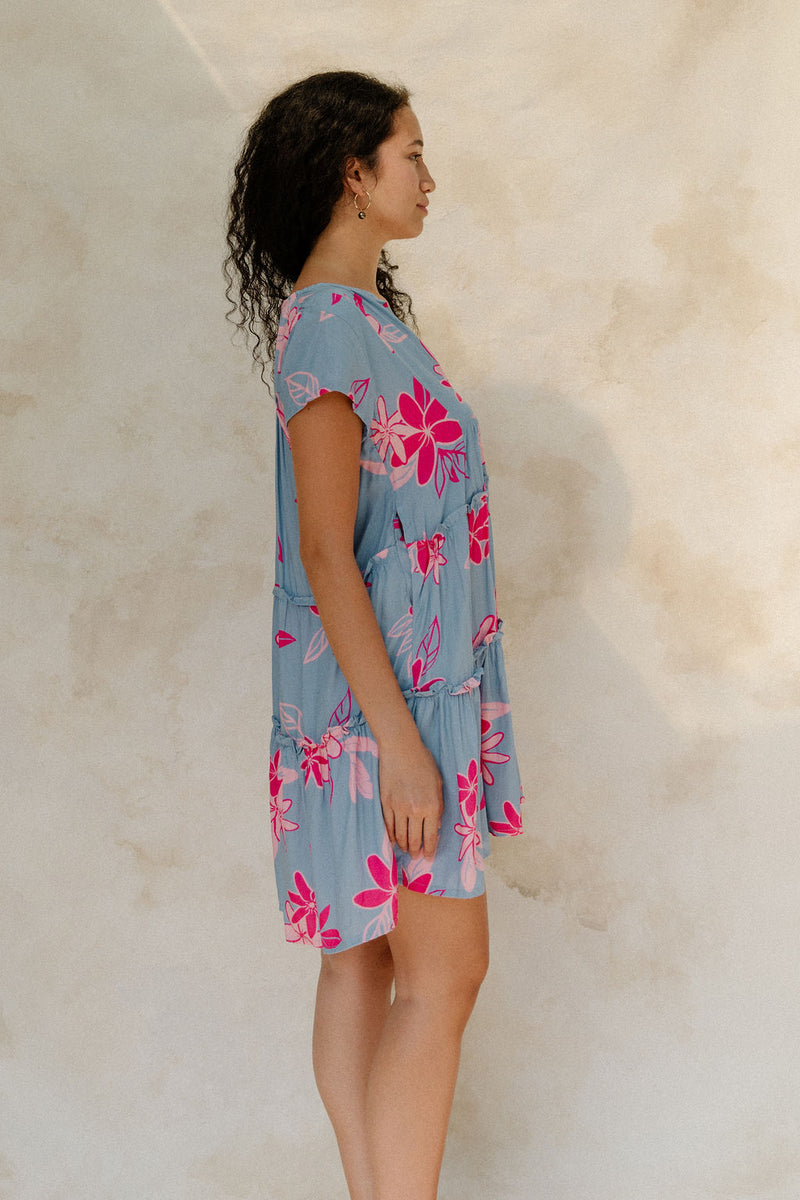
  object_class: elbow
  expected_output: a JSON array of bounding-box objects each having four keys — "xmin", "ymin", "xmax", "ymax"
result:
[{"xmin": 298, "ymin": 538, "xmax": 356, "ymax": 579}]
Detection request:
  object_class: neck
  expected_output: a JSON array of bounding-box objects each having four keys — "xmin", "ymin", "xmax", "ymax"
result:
[{"xmin": 294, "ymin": 197, "xmax": 386, "ymax": 296}]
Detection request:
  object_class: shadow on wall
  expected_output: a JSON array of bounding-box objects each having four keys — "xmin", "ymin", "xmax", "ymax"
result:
[
  {"xmin": 486, "ymin": 383, "xmax": 632, "ymax": 628},
  {"xmin": 486, "ymin": 382, "xmax": 717, "ymax": 928},
  {"xmin": 441, "ymin": 384, "xmax": 732, "ymax": 1187}
]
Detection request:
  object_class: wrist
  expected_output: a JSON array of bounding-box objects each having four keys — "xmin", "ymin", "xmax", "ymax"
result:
[{"xmin": 374, "ymin": 709, "xmax": 421, "ymax": 753}]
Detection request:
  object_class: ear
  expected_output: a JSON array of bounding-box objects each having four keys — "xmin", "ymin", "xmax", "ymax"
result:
[{"xmin": 343, "ymin": 156, "xmax": 364, "ymax": 198}]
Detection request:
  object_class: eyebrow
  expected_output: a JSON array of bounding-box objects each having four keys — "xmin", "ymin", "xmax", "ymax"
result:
[{"xmin": 407, "ymin": 139, "xmax": 424, "ymax": 148}]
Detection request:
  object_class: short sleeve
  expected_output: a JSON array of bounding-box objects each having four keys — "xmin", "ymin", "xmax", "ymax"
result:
[{"xmin": 275, "ymin": 301, "xmax": 372, "ymax": 431}]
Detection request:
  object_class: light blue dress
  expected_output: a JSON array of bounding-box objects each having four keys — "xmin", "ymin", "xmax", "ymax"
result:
[{"xmin": 269, "ymin": 284, "xmax": 524, "ymax": 952}]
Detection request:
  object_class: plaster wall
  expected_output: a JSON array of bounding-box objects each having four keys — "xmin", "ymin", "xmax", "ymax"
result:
[{"xmin": 2, "ymin": 2, "xmax": 799, "ymax": 1197}]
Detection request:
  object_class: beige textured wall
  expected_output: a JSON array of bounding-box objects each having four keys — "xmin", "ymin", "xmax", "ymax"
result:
[{"xmin": 3, "ymin": 2, "xmax": 799, "ymax": 1197}]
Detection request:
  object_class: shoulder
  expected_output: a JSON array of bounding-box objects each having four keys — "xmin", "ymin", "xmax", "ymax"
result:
[
  {"xmin": 274, "ymin": 288, "xmax": 387, "ymax": 427},
  {"xmin": 286, "ymin": 287, "xmax": 365, "ymax": 338},
  {"xmin": 275, "ymin": 288, "xmax": 366, "ymax": 380}
]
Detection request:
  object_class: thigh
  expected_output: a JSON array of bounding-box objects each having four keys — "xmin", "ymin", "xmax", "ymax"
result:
[
  {"xmin": 387, "ymin": 886, "xmax": 490, "ymax": 996},
  {"xmin": 318, "ymin": 933, "xmax": 394, "ymax": 982}
]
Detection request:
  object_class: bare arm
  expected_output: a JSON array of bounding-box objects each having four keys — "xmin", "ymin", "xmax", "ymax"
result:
[{"xmin": 288, "ymin": 391, "xmax": 443, "ymax": 858}]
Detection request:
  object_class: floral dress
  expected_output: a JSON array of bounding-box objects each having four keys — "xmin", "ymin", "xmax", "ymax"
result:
[{"xmin": 270, "ymin": 284, "xmax": 524, "ymax": 952}]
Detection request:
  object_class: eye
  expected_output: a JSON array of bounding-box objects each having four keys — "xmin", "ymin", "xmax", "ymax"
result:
[{"xmin": 410, "ymin": 153, "xmax": 423, "ymax": 163}]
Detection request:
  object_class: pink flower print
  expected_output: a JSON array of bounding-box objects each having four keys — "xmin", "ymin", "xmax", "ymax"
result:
[
  {"xmin": 350, "ymin": 378, "xmax": 370, "ymax": 412},
  {"xmin": 389, "ymin": 457, "xmax": 420, "ymax": 491},
  {"xmin": 330, "ymin": 689, "xmax": 353, "ymax": 729},
  {"xmin": 275, "ymin": 302, "xmax": 302, "ymax": 374},
  {"xmin": 286, "ymin": 370, "xmax": 323, "ymax": 408},
  {"xmin": 275, "ymin": 630, "xmax": 296, "ymax": 648},
  {"xmin": 315, "ymin": 904, "xmax": 342, "ymax": 948},
  {"xmin": 279, "ymin": 703, "xmax": 306, "ymax": 742},
  {"xmin": 303, "ymin": 623, "xmax": 329, "ymax": 664},
  {"xmin": 436, "ymin": 444, "xmax": 469, "ymax": 491},
  {"xmin": 489, "ymin": 801, "xmax": 523, "ymax": 837},
  {"xmin": 401, "ymin": 866, "xmax": 432, "ymax": 893},
  {"xmin": 409, "ymin": 532, "xmax": 447, "ymax": 584},
  {"xmin": 411, "ymin": 616, "xmax": 445, "ymax": 692},
  {"xmin": 479, "ymin": 714, "xmax": 511, "ymax": 787},
  {"xmin": 301, "ymin": 740, "xmax": 328, "ymax": 789},
  {"xmin": 353, "ymin": 292, "xmax": 407, "ymax": 350},
  {"xmin": 341, "ymin": 733, "xmax": 379, "ymax": 803},
  {"xmin": 285, "ymin": 871, "xmax": 316, "ymax": 935},
  {"xmin": 269, "ymin": 748, "xmax": 299, "ymax": 857},
  {"xmin": 369, "ymin": 394, "xmax": 414, "ymax": 462},
  {"xmin": 454, "ymin": 759, "xmax": 484, "ymax": 892},
  {"xmin": 387, "ymin": 606, "xmax": 414, "ymax": 664},
  {"xmin": 402, "ymin": 856, "xmax": 447, "ymax": 896},
  {"xmin": 472, "ymin": 613, "xmax": 499, "ymax": 649},
  {"xmin": 354, "ymin": 838, "xmax": 399, "ymax": 940},
  {"xmin": 320, "ymin": 724, "xmax": 345, "ymax": 763},
  {"xmin": 316, "ymin": 912, "xmax": 342, "ymax": 948},
  {"xmin": 300, "ymin": 726, "xmax": 344, "ymax": 790},
  {"xmin": 354, "ymin": 854, "xmax": 398, "ymax": 916},
  {"xmin": 361, "ymin": 457, "xmax": 389, "ymax": 478},
  {"xmin": 391, "ymin": 378, "xmax": 464, "ymax": 495},
  {"xmin": 467, "ymin": 493, "xmax": 490, "ymax": 565},
  {"xmin": 284, "ymin": 871, "xmax": 342, "ymax": 948}
]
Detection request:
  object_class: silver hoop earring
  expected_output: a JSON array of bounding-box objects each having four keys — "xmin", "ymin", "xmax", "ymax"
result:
[{"xmin": 354, "ymin": 189, "xmax": 371, "ymax": 220}]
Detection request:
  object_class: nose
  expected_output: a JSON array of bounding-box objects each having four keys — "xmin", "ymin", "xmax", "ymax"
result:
[{"xmin": 421, "ymin": 168, "xmax": 435, "ymax": 194}]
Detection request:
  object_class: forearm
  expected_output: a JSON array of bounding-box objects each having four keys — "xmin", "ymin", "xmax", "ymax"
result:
[
  {"xmin": 287, "ymin": 393, "xmax": 442, "ymax": 854},
  {"xmin": 301, "ymin": 549, "xmax": 420, "ymax": 750}
]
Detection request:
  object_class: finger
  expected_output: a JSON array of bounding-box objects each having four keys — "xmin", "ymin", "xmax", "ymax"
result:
[
  {"xmin": 407, "ymin": 815, "xmax": 424, "ymax": 858},
  {"xmin": 423, "ymin": 814, "xmax": 440, "ymax": 860},
  {"xmin": 383, "ymin": 806, "xmax": 397, "ymax": 846},
  {"xmin": 395, "ymin": 816, "xmax": 409, "ymax": 854}
]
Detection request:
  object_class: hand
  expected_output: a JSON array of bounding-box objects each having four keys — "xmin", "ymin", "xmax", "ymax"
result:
[{"xmin": 377, "ymin": 732, "xmax": 444, "ymax": 859}]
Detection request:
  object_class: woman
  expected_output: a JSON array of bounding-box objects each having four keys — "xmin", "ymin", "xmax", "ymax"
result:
[{"xmin": 226, "ymin": 70, "xmax": 524, "ymax": 1200}]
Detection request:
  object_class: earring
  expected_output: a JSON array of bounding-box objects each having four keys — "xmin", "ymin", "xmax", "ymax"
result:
[{"xmin": 354, "ymin": 189, "xmax": 371, "ymax": 219}]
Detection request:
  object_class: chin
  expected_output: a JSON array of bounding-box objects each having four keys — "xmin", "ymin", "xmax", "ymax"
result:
[
  {"xmin": 387, "ymin": 226, "xmax": 423, "ymax": 243},
  {"xmin": 384, "ymin": 211, "xmax": 427, "ymax": 240}
]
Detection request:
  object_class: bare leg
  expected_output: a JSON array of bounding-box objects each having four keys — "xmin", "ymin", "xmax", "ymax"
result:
[
  {"xmin": 312, "ymin": 936, "xmax": 395, "ymax": 1200},
  {"xmin": 366, "ymin": 887, "xmax": 490, "ymax": 1200}
]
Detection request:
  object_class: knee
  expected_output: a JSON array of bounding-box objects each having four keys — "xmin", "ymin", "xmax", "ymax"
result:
[
  {"xmin": 398, "ymin": 945, "xmax": 489, "ymax": 1020},
  {"xmin": 456, "ymin": 940, "xmax": 490, "ymax": 999},
  {"xmin": 457, "ymin": 944, "xmax": 490, "ymax": 1008}
]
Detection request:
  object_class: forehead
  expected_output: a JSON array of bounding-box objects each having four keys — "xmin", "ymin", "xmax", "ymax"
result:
[{"xmin": 388, "ymin": 105, "xmax": 423, "ymax": 145}]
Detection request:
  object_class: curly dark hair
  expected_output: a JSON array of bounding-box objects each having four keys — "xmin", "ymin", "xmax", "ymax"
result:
[{"xmin": 224, "ymin": 70, "xmax": 417, "ymax": 371}]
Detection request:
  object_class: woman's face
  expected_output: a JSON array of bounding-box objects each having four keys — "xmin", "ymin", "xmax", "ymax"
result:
[{"xmin": 365, "ymin": 106, "xmax": 436, "ymax": 240}]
